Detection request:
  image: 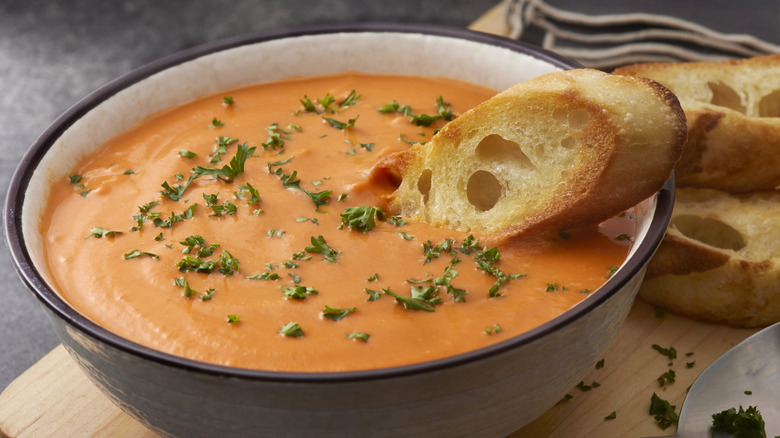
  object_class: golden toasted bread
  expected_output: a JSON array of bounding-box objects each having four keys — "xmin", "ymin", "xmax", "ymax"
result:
[
  {"xmin": 640, "ymin": 187, "xmax": 780, "ymax": 327},
  {"xmin": 614, "ymin": 55, "xmax": 780, "ymax": 193},
  {"xmin": 374, "ymin": 68, "xmax": 686, "ymax": 238}
]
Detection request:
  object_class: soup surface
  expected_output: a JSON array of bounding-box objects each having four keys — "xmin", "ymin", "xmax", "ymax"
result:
[{"xmin": 41, "ymin": 72, "xmax": 634, "ymax": 372}]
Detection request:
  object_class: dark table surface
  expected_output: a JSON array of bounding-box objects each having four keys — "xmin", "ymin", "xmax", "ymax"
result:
[{"xmin": 0, "ymin": 0, "xmax": 499, "ymax": 392}]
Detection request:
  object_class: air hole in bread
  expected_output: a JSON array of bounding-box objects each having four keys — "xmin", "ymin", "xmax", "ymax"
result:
[
  {"xmin": 552, "ymin": 108, "xmax": 568, "ymax": 122},
  {"xmin": 568, "ymin": 109, "xmax": 590, "ymax": 129},
  {"xmin": 417, "ymin": 169, "xmax": 432, "ymax": 204},
  {"xmin": 561, "ymin": 136, "xmax": 577, "ymax": 149},
  {"xmin": 466, "ymin": 170, "xmax": 503, "ymax": 212},
  {"xmin": 707, "ymin": 81, "xmax": 746, "ymax": 114},
  {"xmin": 475, "ymin": 134, "xmax": 535, "ymax": 169},
  {"xmin": 758, "ymin": 89, "xmax": 780, "ymax": 117},
  {"xmin": 670, "ymin": 214, "xmax": 746, "ymax": 251}
]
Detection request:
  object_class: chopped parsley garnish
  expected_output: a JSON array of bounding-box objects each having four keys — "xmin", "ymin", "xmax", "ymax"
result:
[
  {"xmin": 227, "ymin": 314, "xmax": 240, "ymax": 324},
  {"xmin": 459, "ymin": 235, "xmax": 479, "ymax": 254},
  {"xmin": 261, "ymin": 123, "xmax": 290, "ymax": 150},
  {"xmin": 649, "ymin": 392, "xmax": 678, "ymax": 430},
  {"xmin": 201, "ymin": 288, "xmax": 215, "ymax": 301},
  {"xmin": 596, "ymin": 359, "xmax": 605, "ymax": 369},
  {"xmin": 305, "ymin": 235, "xmax": 338, "ymax": 262},
  {"xmin": 365, "ymin": 288, "xmax": 383, "ymax": 301},
  {"xmin": 423, "ymin": 238, "xmax": 456, "ymax": 264},
  {"xmin": 68, "ymin": 174, "xmax": 83, "ymax": 185},
  {"xmin": 338, "ymin": 89, "xmax": 361, "ymax": 108},
  {"xmin": 203, "ymin": 193, "xmax": 219, "ymax": 206},
  {"xmin": 246, "ymin": 264, "xmax": 281, "ymax": 280},
  {"xmin": 279, "ymin": 322, "xmax": 304, "ymax": 337},
  {"xmin": 434, "ymin": 261, "xmax": 467, "ymax": 302},
  {"xmin": 210, "ymin": 136, "xmax": 238, "ymax": 164},
  {"xmin": 346, "ymin": 332, "xmax": 369, "ymax": 342},
  {"xmin": 153, "ymin": 204, "xmax": 197, "ymax": 228},
  {"xmin": 384, "ymin": 286, "xmax": 441, "ymax": 312},
  {"xmin": 208, "ymin": 200, "xmax": 238, "ymax": 217},
  {"xmin": 576, "ymin": 381, "xmax": 594, "ymax": 392},
  {"xmin": 281, "ymin": 285, "xmax": 318, "ymax": 300},
  {"xmin": 299, "ymin": 92, "xmax": 336, "ymax": 114},
  {"xmin": 161, "ymin": 175, "xmax": 196, "ymax": 201},
  {"xmin": 208, "ymin": 117, "xmax": 224, "ymax": 128},
  {"xmin": 234, "ymin": 183, "xmax": 260, "ymax": 204},
  {"xmin": 604, "ymin": 412, "xmax": 617, "ymax": 421},
  {"xmin": 712, "ymin": 405, "xmax": 768, "ymax": 438},
  {"xmin": 485, "ymin": 324, "xmax": 502, "ymax": 335},
  {"xmin": 270, "ymin": 167, "xmax": 332, "ymax": 208},
  {"xmin": 340, "ymin": 206, "xmax": 386, "ymax": 232},
  {"xmin": 299, "ymin": 95, "xmax": 318, "ymax": 113},
  {"xmin": 174, "ymin": 276, "xmax": 197, "ymax": 298},
  {"xmin": 346, "ymin": 139, "xmax": 374, "ymax": 152},
  {"xmin": 122, "ymin": 250, "xmax": 159, "ymax": 260},
  {"xmin": 474, "ymin": 246, "xmax": 526, "ymax": 297},
  {"xmin": 176, "ymin": 256, "xmax": 217, "ymax": 274},
  {"xmin": 652, "ymin": 344, "xmax": 678, "ymax": 360},
  {"xmin": 123, "ymin": 169, "xmax": 135, "ymax": 175},
  {"xmin": 88, "ymin": 226, "xmax": 122, "ymax": 238},
  {"xmin": 657, "ymin": 369, "xmax": 676, "ymax": 387},
  {"xmin": 179, "ymin": 149, "xmax": 197, "ymax": 159},
  {"xmin": 291, "ymin": 251, "xmax": 312, "ymax": 261},
  {"xmin": 398, "ymin": 133, "xmax": 426, "ymax": 145},
  {"xmin": 130, "ymin": 201, "xmax": 161, "ymax": 231},
  {"xmin": 179, "ymin": 235, "xmax": 219, "ymax": 257},
  {"xmin": 376, "ymin": 95, "xmax": 454, "ymax": 127},
  {"xmin": 388, "ymin": 216, "xmax": 408, "ymax": 227},
  {"xmin": 223, "ymin": 96, "xmax": 234, "ymax": 105},
  {"xmin": 267, "ymin": 229, "xmax": 286, "ymax": 238},
  {"xmin": 218, "ymin": 250, "xmax": 240, "ymax": 275},
  {"xmin": 193, "ymin": 142, "xmax": 255, "ymax": 182},
  {"xmin": 323, "ymin": 115, "xmax": 358, "ymax": 130},
  {"xmin": 321, "ymin": 305, "xmax": 356, "ymax": 321},
  {"xmin": 397, "ymin": 231, "xmax": 414, "ymax": 240}
]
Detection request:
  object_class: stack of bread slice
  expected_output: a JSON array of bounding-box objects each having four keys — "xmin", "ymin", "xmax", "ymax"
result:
[{"xmin": 614, "ymin": 55, "xmax": 780, "ymax": 327}]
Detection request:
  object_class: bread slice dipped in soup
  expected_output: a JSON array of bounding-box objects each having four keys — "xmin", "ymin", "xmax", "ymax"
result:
[{"xmin": 41, "ymin": 70, "xmax": 685, "ymax": 371}]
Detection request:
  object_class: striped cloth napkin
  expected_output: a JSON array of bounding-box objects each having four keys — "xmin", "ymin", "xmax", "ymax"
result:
[{"xmin": 502, "ymin": 0, "xmax": 780, "ymax": 69}]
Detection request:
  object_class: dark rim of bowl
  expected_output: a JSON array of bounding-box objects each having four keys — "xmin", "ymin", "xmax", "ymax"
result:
[{"xmin": 4, "ymin": 22, "xmax": 673, "ymax": 384}]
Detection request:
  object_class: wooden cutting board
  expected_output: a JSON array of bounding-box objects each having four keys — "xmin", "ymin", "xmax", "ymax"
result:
[{"xmin": 0, "ymin": 6, "xmax": 762, "ymax": 437}]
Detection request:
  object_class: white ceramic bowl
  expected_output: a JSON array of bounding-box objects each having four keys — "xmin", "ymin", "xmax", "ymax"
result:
[{"xmin": 4, "ymin": 23, "xmax": 674, "ymax": 438}]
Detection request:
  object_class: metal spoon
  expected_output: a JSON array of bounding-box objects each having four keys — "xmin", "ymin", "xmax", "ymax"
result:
[{"xmin": 647, "ymin": 322, "xmax": 780, "ymax": 438}]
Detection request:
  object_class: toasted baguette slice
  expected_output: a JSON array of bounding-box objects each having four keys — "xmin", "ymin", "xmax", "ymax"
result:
[
  {"xmin": 374, "ymin": 68, "xmax": 686, "ymax": 237},
  {"xmin": 614, "ymin": 55, "xmax": 780, "ymax": 193},
  {"xmin": 640, "ymin": 187, "xmax": 780, "ymax": 327}
]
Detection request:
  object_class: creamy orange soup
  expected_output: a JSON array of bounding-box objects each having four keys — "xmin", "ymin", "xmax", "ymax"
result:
[{"xmin": 41, "ymin": 72, "xmax": 634, "ymax": 372}]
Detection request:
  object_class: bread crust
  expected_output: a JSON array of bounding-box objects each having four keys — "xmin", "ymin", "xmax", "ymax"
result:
[
  {"xmin": 373, "ymin": 68, "xmax": 686, "ymax": 239},
  {"xmin": 614, "ymin": 54, "xmax": 780, "ymax": 193}
]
